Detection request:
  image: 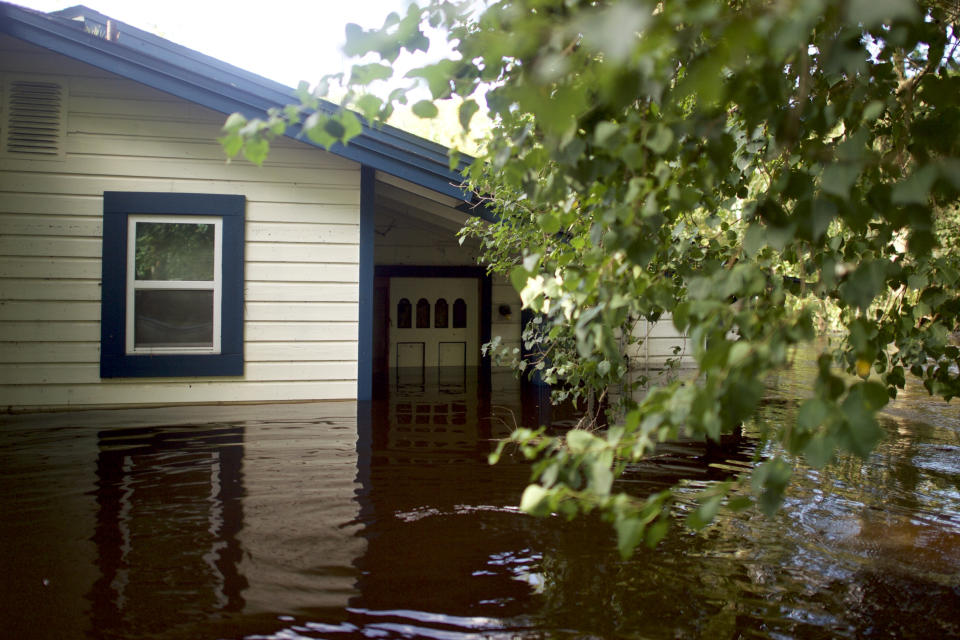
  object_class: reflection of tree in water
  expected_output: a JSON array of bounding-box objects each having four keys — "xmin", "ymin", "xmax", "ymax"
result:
[
  {"xmin": 350, "ymin": 381, "xmax": 960, "ymax": 638},
  {"xmin": 135, "ymin": 222, "xmax": 214, "ymax": 281}
]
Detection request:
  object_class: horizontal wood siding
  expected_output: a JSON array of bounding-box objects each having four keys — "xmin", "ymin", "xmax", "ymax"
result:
[
  {"xmin": 491, "ymin": 275, "xmax": 522, "ymax": 361},
  {"xmin": 0, "ymin": 37, "xmax": 361, "ymax": 409},
  {"xmin": 627, "ymin": 314, "xmax": 696, "ymax": 371}
]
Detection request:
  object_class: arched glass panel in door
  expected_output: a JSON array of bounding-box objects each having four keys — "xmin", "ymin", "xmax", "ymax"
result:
[
  {"xmin": 396, "ymin": 298, "xmax": 411, "ymax": 329},
  {"xmin": 453, "ymin": 298, "xmax": 467, "ymax": 328},
  {"xmin": 434, "ymin": 298, "xmax": 448, "ymax": 328},
  {"xmin": 416, "ymin": 298, "xmax": 430, "ymax": 328}
]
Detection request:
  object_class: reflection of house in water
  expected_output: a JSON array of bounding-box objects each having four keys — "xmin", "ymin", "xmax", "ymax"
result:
[
  {"xmin": 74, "ymin": 405, "xmax": 366, "ymax": 638},
  {"xmin": 372, "ymin": 369, "xmax": 492, "ymax": 464},
  {"xmin": 355, "ymin": 387, "xmax": 544, "ymax": 625},
  {"xmin": 88, "ymin": 426, "xmax": 246, "ymax": 637}
]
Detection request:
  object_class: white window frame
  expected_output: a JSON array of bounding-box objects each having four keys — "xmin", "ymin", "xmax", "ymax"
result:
[{"xmin": 124, "ymin": 214, "xmax": 223, "ymax": 355}]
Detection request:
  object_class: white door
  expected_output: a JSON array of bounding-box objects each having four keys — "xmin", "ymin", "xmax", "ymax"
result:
[{"xmin": 388, "ymin": 277, "xmax": 480, "ymax": 370}]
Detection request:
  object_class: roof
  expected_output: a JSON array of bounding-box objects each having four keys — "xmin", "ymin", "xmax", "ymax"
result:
[{"xmin": 0, "ymin": 2, "xmax": 474, "ymax": 201}]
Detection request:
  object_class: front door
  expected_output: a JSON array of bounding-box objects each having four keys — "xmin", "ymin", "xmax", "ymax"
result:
[{"xmin": 388, "ymin": 277, "xmax": 480, "ymax": 374}]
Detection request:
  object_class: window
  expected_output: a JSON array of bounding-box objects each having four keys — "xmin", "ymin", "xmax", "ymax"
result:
[
  {"xmin": 453, "ymin": 298, "xmax": 467, "ymax": 328},
  {"xmin": 416, "ymin": 298, "xmax": 430, "ymax": 328},
  {"xmin": 434, "ymin": 298, "xmax": 448, "ymax": 328},
  {"xmin": 128, "ymin": 217, "xmax": 220, "ymax": 353},
  {"xmin": 397, "ymin": 298, "xmax": 412, "ymax": 329},
  {"xmin": 100, "ymin": 192, "xmax": 245, "ymax": 378}
]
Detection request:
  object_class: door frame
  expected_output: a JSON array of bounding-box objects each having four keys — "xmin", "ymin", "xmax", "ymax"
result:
[{"xmin": 372, "ymin": 265, "xmax": 492, "ymax": 380}]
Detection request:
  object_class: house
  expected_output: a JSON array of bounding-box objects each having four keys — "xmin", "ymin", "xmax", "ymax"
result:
[{"xmin": 0, "ymin": 2, "xmax": 690, "ymax": 412}]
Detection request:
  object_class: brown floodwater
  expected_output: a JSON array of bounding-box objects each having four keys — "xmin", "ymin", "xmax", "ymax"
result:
[{"xmin": 1, "ymin": 364, "xmax": 959, "ymax": 639}]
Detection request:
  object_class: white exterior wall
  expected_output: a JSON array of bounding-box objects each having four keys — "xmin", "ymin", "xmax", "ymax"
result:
[
  {"xmin": 0, "ymin": 36, "xmax": 361, "ymax": 409},
  {"xmin": 627, "ymin": 314, "xmax": 696, "ymax": 372},
  {"xmin": 491, "ymin": 274, "xmax": 522, "ymax": 357}
]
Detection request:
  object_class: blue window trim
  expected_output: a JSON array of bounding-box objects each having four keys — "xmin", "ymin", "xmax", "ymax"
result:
[{"xmin": 100, "ymin": 192, "xmax": 245, "ymax": 378}]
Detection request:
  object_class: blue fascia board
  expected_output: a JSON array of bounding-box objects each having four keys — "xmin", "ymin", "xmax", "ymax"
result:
[{"xmin": 0, "ymin": 2, "xmax": 477, "ymax": 202}]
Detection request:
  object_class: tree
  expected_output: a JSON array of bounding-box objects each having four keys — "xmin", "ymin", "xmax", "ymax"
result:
[{"xmin": 221, "ymin": 0, "xmax": 960, "ymax": 556}]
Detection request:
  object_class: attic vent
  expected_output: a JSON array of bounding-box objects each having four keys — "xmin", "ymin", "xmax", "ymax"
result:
[{"xmin": 3, "ymin": 79, "xmax": 67, "ymax": 157}]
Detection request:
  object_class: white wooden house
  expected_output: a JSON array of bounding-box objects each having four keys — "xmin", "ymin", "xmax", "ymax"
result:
[{"xmin": 0, "ymin": 3, "xmax": 688, "ymax": 411}]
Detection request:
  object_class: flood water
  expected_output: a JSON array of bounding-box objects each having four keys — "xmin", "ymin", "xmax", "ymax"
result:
[{"xmin": 2, "ymin": 364, "xmax": 959, "ymax": 639}]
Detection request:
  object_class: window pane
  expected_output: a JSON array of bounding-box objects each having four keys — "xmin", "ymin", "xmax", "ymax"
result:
[
  {"xmin": 453, "ymin": 298, "xmax": 467, "ymax": 328},
  {"xmin": 397, "ymin": 298, "xmax": 412, "ymax": 329},
  {"xmin": 435, "ymin": 298, "xmax": 448, "ymax": 328},
  {"xmin": 135, "ymin": 222, "xmax": 215, "ymax": 281},
  {"xmin": 134, "ymin": 289, "xmax": 213, "ymax": 348},
  {"xmin": 416, "ymin": 298, "xmax": 430, "ymax": 328}
]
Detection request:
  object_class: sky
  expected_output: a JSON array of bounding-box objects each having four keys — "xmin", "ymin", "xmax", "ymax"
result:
[{"xmin": 11, "ymin": 0, "xmax": 422, "ymax": 88}]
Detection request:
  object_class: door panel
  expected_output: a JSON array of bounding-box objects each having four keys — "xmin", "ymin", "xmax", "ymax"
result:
[
  {"xmin": 438, "ymin": 341, "xmax": 466, "ymax": 368},
  {"xmin": 396, "ymin": 342, "xmax": 425, "ymax": 368}
]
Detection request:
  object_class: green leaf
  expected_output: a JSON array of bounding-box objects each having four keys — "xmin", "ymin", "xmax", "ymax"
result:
[
  {"xmin": 337, "ymin": 110, "xmax": 363, "ymax": 144},
  {"xmin": 487, "ymin": 439, "xmax": 508, "ymax": 465},
  {"xmin": 859, "ymin": 381, "xmax": 890, "ymax": 411},
  {"xmin": 940, "ymin": 160, "xmax": 960, "ymax": 191},
  {"xmin": 510, "ymin": 265, "xmax": 529, "ymax": 293},
  {"xmin": 219, "ymin": 133, "xmax": 242, "ymax": 158},
  {"xmin": 644, "ymin": 125, "xmax": 674, "ymax": 155},
  {"xmin": 840, "ymin": 383, "xmax": 886, "ymax": 457},
  {"xmin": 727, "ymin": 496, "xmax": 753, "ymax": 512},
  {"xmin": 574, "ymin": 2, "xmax": 651, "ymax": 62},
  {"xmin": 804, "ymin": 435, "xmax": 835, "ymax": 468},
  {"xmin": 566, "ymin": 429, "xmax": 601, "ymax": 454},
  {"xmin": 847, "ymin": 0, "xmax": 918, "ymax": 26},
  {"xmin": 686, "ymin": 494, "xmax": 723, "ymax": 530},
  {"xmin": 354, "ymin": 94, "xmax": 384, "ymax": 121},
  {"xmin": 588, "ymin": 458, "xmax": 614, "ymax": 495},
  {"xmin": 523, "ymin": 253, "xmax": 540, "ymax": 272},
  {"xmin": 222, "ymin": 112, "xmax": 247, "ymax": 133},
  {"xmin": 349, "ymin": 62, "xmax": 393, "ymax": 85},
  {"xmin": 891, "ymin": 165, "xmax": 938, "ymax": 205},
  {"xmin": 615, "ymin": 516, "xmax": 646, "ymax": 558},
  {"xmin": 519, "ymin": 484, "xmax": 552, "ymax": 517},
  {"xmin": 839, "ymin": 260, "xmax": 886, "ymax": 310},
  {"xmin": 645, "ymin": 517, "xmax": 669, "ymax": 548},
  {"xmin": 811, "ymin": 198, "xmax": 837, "ymax": 242},
  {"xmin": 821, "ymin": 163, "xmax": 861, "ymax": 198},
  {"xmin": 672, "ymin": 302, "xmax": 690, "ymax": 333},
  {"xmin": 727, "ymin": 342, "xmax": 751, "ymax": 367},
  {"xmin": 539, "ymin": 213, "xmax": 561, "ymax": 235},
  {"xmin": 797, "ymin": 398, "xmax": 829, "ymax": 432},
  {"xmin": 743, "ymin": 223, "xmax": 765, "ymax": 257},
  {"xmin": 459, "ymin": 99, "xmax": 479, "ymax": 131},
  {"xmin": 752, "ymin": 458, "xmax": 792, "ymax": 516},
  {"xmin": 412, "ymin": 100, "xmax": 439, "ymax": 119},
  {"xmin": 242, "ymin": 137, "xmax": 269, "ymax": 166},
  {"xmin": 303, "ymin": 112, "xmax": 336, "ymax": 148},
  {"xmin": 862, "ymin": 100, "xmax": 885, "ymax": 122},
  {"xmin": 594, "ymin": 121, "xmax": 621, "ymax": 148},
  {"xmin": 406, "ymin": 60, "xmax": 461, "ymax": 98}
]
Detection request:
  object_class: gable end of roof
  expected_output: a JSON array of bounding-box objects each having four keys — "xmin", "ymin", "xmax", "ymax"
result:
[{"xmin": 0, "ymin": 1, "xmax": 475, "ymax": 202}]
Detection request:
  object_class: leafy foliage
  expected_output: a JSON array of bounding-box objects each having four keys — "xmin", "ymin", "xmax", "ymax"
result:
[{"xmin": 223, "ymin": 0, "xmax": 960, "ymax": 556}]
